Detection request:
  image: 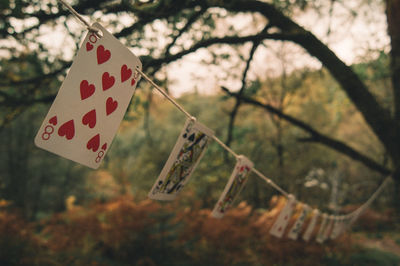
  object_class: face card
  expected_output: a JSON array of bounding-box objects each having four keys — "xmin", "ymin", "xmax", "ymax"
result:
[
  {"xmin": 287, "ymin": 204, "xmax": 311, "ymax": 240},
  {"xmin": 148, "ymin": 118, "xmax": 214, "ymax": 201},
  {"xmin": 34, "ymin": 23, "xmax": 142, "ymax": 169},
  {"xmin": 316, "ymin": 213, "xmax": 329, "ymax": 243},
  {"xmin": 269, "ymin": 194, "xmax": 296, "ymax": 238},
  {"xmin": 211, "ymin": 156, "xmax": 253, "ymax": 218},
  {"xmin": 302, "ymin": 209, "xmax": 320, "ymax": 242}
]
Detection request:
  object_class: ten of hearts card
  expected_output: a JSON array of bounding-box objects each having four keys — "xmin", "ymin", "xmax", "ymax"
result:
[
  {"xmin": 148, "ymin": 118, "xmax": 214, "ymax": 201},
  {"xmin": 211, "ymin": 155, "xmax": 253, "ymax": 218},
  {"xmin": 35, "ymin": 23, "xmax": 142, "ymax": 169}
]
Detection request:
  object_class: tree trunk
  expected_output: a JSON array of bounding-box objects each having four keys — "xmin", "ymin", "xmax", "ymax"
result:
[
  {"xmin": 392, "ymin": 170, "xmax": 400, "ymax": 219},
  {"xmin": 386, "ymin": 0, "xmax": 400, "ymax": 215}
]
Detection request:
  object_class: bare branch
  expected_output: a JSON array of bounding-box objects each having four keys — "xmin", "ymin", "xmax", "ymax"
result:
[
  {"xmin": 164, "ymin": 8, "xmax": 207, "ymax": 56},
  {"xmin": 213, "ymin": 0, "xmax": 397, "ymax": 164},
  {"xmin": 226, "ymin": 27, "xmax": 267, "ymax": 146},
  {"xmin": 221, "ymin": 86, "xmax": 391, "ymax": 175},
  {"xmin": 0, "ymin": 64, "xmax": 70, "ymax": 87},
  {"xmin": 144, "ymin": 32, "xmax": 292, "ymax": 68}
]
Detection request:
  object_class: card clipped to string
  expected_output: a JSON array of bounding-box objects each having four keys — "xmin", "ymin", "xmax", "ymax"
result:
[
  {"xmin": 34, "ymin": 23, "xmax": 142, "ymax": 169},
  {"xmin": 148, "ymin": 118, "xmax": 214, "ymax": 201},
  {"xmin": 322, "ymin": 215, "xmax": 335, "ymax": 241},
  {"xmin": 287, "ymin": 204, "xmax": 311, "ymax": 240},
  {"xmin": 330, "ymin": 217, "xmax": 344, "ymax": 239},
  {"xmin": 316, "ymin": 213, "xmax": 329, "ymax": 243},
  {"xmin": 302, "ymin": 209, "xmax": 320, "ymax": 242},
  {"xmin": 211, "ymin": 155, "xmax": 253, "ymax": 218},
  {"xmin": 269, "ymin": 194, "xmax": 296, "ymax": 238}
]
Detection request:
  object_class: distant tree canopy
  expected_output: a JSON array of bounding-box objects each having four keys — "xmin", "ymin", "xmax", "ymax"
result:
[{"xmin": 1, "ymin": 0, "xmax": 400, "ymax": 213}]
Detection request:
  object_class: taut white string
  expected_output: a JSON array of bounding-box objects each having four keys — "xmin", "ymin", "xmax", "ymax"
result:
[
  {"xmin": 211, "ymin": 135, "xmax": 239, "ymax": 159},
  {"xmin": 136, "ymin": 68, "xmax": 194, "ymax": 120},
  {"xmin": 251, "ymin": 168, "xmax": 290, "ymax": 197},
  {"xmin": 57, "ymin": 0, "xmax": 99, "ymax": 33},
  {"xmin": 345, "ymin": 176, "xmax": 391, "ymax": 219}
]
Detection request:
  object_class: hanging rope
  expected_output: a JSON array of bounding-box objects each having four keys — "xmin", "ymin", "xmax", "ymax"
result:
[{"xmin": 57, "ymin": 0, "xmax": 99, "ymax": 33}]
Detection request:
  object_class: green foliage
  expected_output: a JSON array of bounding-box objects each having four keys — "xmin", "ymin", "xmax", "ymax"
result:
[
  {"xmin": 348, "ymin": 249, "xmax": 400, "ymax": 266},
  {"xmin": 0, "ymin": 107, "xmax": 89, "ymax": 219}
]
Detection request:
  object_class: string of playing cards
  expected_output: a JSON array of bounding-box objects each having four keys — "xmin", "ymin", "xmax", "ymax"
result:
[{"xmin": 35, "ymin": 0, "xmax": 392, "ymax": 243}]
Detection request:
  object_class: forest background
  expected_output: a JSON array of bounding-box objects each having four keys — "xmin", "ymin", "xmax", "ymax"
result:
[{"xmin": 1, "ymin": 0, "xmax": 400, "ymax": 265}]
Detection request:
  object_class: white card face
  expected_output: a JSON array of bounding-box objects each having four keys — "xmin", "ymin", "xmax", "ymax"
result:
[
  {"xmin": 302, "ymin": 209, "xmax": 319, "ymax": 242},
  {"xmin": 330, "ymin": 217, "xmax": 345, "ymax": 239},
  {"xmin": 211, "ymin": 156, "xmax": 253, "ymax": 218},
  {"xmin": 148, "ymin": 119, "xmax": 214, "ymax": 201},
  {"xmin": 330, "ymin": 219, "xmax": 341, "ymax": 239},
  {"xmin": 322, "ymin": 216, "xmax": 334, "ymax": 240},
  {"xmin": 34, "ymin": 23, "xmax": 142, "ymax": 169},
  {"xmin": 316, "ymin": 214, "xmax": 329, "ymax": 243},
  {"xmin": 288, "ymin": 205, "xmax": 311, "ymax": 240},
  {"xmin": 270, "ymin": 195, "xmax": 296, "ymax": 238}
]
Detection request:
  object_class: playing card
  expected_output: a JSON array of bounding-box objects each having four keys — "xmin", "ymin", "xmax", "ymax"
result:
[
  {"xmin": 269, "ymin": 194, "xmax": 296, "ymax": 238},
  {"xmin": 316, "ymin": 213, "xmax": 329, "ymax": 243},
  {"xmin": 302, "ymin": 209, "xmax": 319, "ymax": 242},
  {"xmin": 34, "ymin": 23, "xmax": 142, "ymax": 169},
  {"xmin": 322, "ymin": 215, "xmax": 335, "ymax": 241},
  {"xmin": 211, "ymin": 155, "xmax": 253, "ymax": 218},
  {"xmin": 287, "ymin": 204, "xmax": 311, "ymax": 240},
  {"xmin": 330, "ymin": 216, "xmax": 344, "ymax": 239},
  {"xmin": 148, "ymin": 118, "xmax": 214, "ymax": 201}
]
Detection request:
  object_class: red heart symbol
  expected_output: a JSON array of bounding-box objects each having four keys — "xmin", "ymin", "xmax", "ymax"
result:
[
  {"xmin": 80, "ymin": 80, "xmax": 95, "ymax": 100},
  {"xmin": 87, "ymin": 134, "xmax": 100, "ymax": 152},
  {"xmin": 49, "ymin": 116, "xmax": 57, "ymax": 126},
  {"xmin": 86, "ymin": 42, "xmax": 93, "ymax": 51},
  {"xmin": 131, "ymin": 78, "xmax": 136, "ymax": 86},
  {"xmin": 106, "ymin": 97, "xmax": 118, "ymax": 115},
  {"xmin": 102, "ymin": 72, "xmax": 115, "ymax": 91},
  {"xmin": 101, "ymin": 143, "xmax": 107, "ymax": 150},
  {"xmin": 58, "ymin": 119, "xmax": 75, "ymax": 140},
  {"xmin": 82, "ymin": 109, "xmax": 96, "ymax": 128},
  {"xmin": 97, "ymin": 45, "xmax": 111, "ymax": 65},
  {"xmin": 121, "ymin": 64, "xmax": 132, "ymax": 82}
]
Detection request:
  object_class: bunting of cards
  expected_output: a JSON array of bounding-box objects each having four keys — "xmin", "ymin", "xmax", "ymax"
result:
[
  {"xmin": 148, "ymin": 118, "xmax": 214, "ymax": 200},
  {"xmin": 29, "ymin": 2, "xmax": 391, "ymax": 248},
  {"xmin": 302, "ymin": 209, "xmax": 319, "ymax": 242},
  {"xmin": 211, "ymin": 155, "xmax": 253, "ymax": 218},
  {"xmin": 287, "ymin": 204, "xmax": 311, "ymax": 240},
  {"xmin": 270, "ymin": 194, "xmax": 296, "ymax": 238},
  {"xmin": 34, "ymin": 23, "xmax": 142, "ymax": 169},
  {"xmin": 316, "ymin": 213, "xmax": 329, "ymax": 243}
]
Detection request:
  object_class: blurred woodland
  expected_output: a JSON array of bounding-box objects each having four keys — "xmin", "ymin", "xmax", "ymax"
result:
[{"xmin": 1, "ymin": 0, "xmax": 400, "ymax": 265}]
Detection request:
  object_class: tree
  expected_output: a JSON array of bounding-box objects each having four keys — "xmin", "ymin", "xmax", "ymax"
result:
[{"xmin": 1, "ymin": 0, "xmax": 399, "ymax": 212}]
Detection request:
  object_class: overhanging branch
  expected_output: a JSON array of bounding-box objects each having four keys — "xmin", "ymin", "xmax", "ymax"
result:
[
  {"xmin": 144, "ymin": 32, "xmax": 292, "ymax": 68},
  {"xmin": 221, "ymin": 87, "xmax": 392, "ymax": 175},
  {"xmin": 212, "ymin": 0, "xmax": 397, "ymax": 164}
]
